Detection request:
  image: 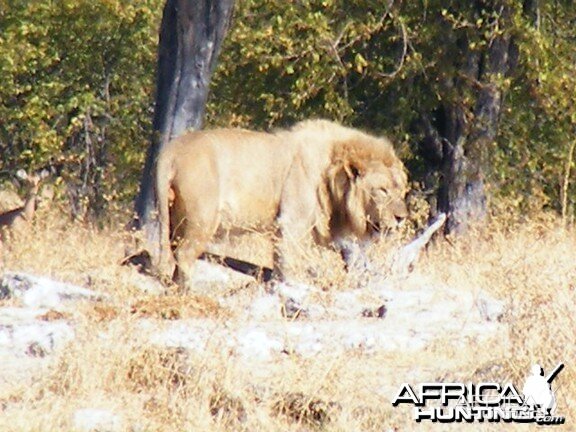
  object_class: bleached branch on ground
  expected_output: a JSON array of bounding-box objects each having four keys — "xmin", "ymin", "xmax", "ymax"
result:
[{"xmin": 390, "ymin": 213, "xmax": 447, "ymax": 276}]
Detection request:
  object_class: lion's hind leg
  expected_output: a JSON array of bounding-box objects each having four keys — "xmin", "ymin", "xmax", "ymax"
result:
[
  {"xmin": 171, "ymin": 206, "xmax": 219, "ymax": 293},
  {"xmin": 172, "ymin": 236, "xmax": 208, "ymax": 293}
]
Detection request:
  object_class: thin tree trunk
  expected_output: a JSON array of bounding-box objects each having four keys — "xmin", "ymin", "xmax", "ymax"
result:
[
  {"xmin": 561, "ymin": 139, "xmax": 575, "ymax": 224},
  {"xmin": 134, "ymin": 0, "xmax": 234, "ymax": 255}
]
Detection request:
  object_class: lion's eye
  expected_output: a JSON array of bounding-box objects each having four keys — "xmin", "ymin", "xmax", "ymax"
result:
[{"xmin": 370, "ymin": 189, "xmax": 387, "ymax": 200}]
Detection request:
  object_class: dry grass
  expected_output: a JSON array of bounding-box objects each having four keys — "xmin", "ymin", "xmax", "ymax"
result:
[{"xmin": 0, "ymin": 208, "xmax": 575, "ymax": 431}]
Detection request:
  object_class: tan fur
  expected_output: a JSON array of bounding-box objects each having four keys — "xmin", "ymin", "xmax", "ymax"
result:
[
  {"xmin": 155, "ymin": 120, "xmax": 408, "ymax": 290},
  {"xmin": 0, "ymin": 170, "xmax": 47, "ymax": 236}
]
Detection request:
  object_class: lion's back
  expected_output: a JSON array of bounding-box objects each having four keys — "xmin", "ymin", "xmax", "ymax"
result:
[{"xmin": 165, "ymin": 128, "xmax": 298, "ymax": 230}]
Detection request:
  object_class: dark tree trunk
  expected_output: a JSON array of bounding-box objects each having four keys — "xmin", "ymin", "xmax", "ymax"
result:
[
  {"xmin": 419, "ymin": 1, "xmax": 534, "ymax": 234},
  {"xmin": 134, "ymin": 0, "xmax": 234, "ymax": 253},
  {"xmin": 439, "ymin": 26, "xmax": 512, "ymax": 233}
]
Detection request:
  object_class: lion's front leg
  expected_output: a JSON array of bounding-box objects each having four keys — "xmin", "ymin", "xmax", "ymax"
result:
[
  {"xmin": 273, "ymin": 233, "xmax": 310, "ymax": 282},
  {"xmin": 273, "ymin": 234, "xmax": 301, "ymax": 281},
  {"xmin": 274, "ymin": 209, "xmax": 319, "ymax": 282},
  {"xmin": 274, "ymin": 159, "xmax": 327, "ymax": 281}
]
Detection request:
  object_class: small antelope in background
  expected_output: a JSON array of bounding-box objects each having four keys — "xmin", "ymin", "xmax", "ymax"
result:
[{"xmin": 0, "ymin": 169, "xmax": 49, "ymax": 234}]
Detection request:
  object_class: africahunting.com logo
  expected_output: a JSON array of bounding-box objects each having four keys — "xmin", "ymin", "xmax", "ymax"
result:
[{"xmin": 392, "ymin": 363, "xmax": 565, "ymax": 425}]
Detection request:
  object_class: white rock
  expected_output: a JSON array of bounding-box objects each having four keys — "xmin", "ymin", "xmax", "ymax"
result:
[
  {"xmin": 332, "ymin": 291, "xmax": 365, "ymax": 318},
  {"xmin": 73, "ymin": 408, "xmax": 122, "ymax": 432},
  {"xmin": 274, "ymin": 281, "xmax": 315, "ymax": 304},
  {"xmin": 235, "ymin": 327, "xmax": 283, "ymax": 360},
  {"xmin": 285, "ymin": 324, "xmax": 324, "ymax": 357},
  {"xmin": 148, "ymin": 319, "xmax": 214, "ymax": 352},
  {"xmin": 249, "ymin": 295, "xmax": 282, "ymax": 320},
  {"xmin": 12, "ymin": 321, "xmax": 74, "ymax": 354},
  {"xmin": 475, "ymin": 290, "xmax": 505, "ymax": 321},
  {"xmin": 1, "ymin": 272, "xmax": 102, "ymax": 309},
  {"xmin": 0, "ymin": 307, "xmax": 74, "ymax": 356}
]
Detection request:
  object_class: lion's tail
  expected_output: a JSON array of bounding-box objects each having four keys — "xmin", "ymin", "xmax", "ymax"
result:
[{"xmin": 155, "ymin": 150, "xmax": 175, "ymax": 276}]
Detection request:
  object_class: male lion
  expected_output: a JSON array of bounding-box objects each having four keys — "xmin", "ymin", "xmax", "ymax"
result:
[{"xmin": 155, "ymin": 120, "xmax": 408, "ymax": 290}]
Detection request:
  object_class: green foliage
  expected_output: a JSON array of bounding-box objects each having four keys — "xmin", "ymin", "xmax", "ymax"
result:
[
  {"xmin": 0, "ymin": 0, "xmax": 162, "ymax": 218},
  {"xmin": 495, "ymin": 2, "xmax": 576, "ymax": 217},
  {"xmin": 208, "ymin": 0, "xmax": 576, "ymax": 219},
  {"xmin": 208, "ymin": 0, "xmax": 423, "ymax": 133}
]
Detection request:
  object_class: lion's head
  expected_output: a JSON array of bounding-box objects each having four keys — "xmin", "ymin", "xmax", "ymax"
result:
[{"xmin": 320, "ymin": 125, "xmax": 409, "ymax": 241}]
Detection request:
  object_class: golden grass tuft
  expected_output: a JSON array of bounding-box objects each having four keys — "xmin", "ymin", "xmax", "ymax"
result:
[
  {"xmin": 130, "ymin": 294, "xmax": 226, "ymax": 320},
  {"xmin": 126, "ymin": 347, "xmax": 194, "ymax": 394},
  {"xmin": 272, "ymin": 391, "xmax": 340, "ymax": 427}
]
